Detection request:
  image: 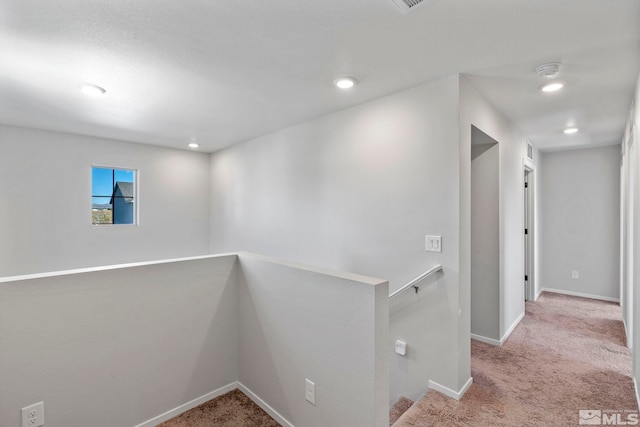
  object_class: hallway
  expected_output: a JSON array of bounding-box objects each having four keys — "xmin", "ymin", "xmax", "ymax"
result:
[{"xmin": 394, "ymin": 293, "xmax": 637, "ymax": 426}]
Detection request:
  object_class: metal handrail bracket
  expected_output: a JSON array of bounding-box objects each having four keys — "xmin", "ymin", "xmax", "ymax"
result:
[{"xmin": 389, "ymin": 264, "xmax": 442, "ymax": 299}]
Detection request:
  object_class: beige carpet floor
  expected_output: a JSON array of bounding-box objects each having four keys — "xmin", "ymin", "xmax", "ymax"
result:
[
  {"xmin": 158, "ymin": 389, "xmax": 280, "ymax": 427},
  {"xmin": 390, "ymin": 396, "xmax": 415, "ymax": 425},
  {"xmin": 393, "ymin": 292, "xmax": 638, "ymax": 426}
]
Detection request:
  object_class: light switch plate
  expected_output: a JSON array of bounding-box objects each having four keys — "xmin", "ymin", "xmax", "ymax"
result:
[{"xmin": 425, "ymin": 235, "xmax": 442, "ymax": 252}]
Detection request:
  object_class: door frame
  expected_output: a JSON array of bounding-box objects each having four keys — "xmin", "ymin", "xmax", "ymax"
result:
[
  {"xmin": 523, "ymin": 158, "xmax": 536, "ymax": 301},
  {"xmin": 625, "ymin": 127, "xmax": 635, "ymax": 349}
]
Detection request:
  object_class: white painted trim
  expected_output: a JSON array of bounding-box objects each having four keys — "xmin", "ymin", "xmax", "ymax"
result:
[
  {"xmin": 458, "ymin": 377, "xmax": 473, "ymax": 399},
  {"xmin": 500, "ymin": 311, "xmax": 525, "ymax": 344},
  {"xmin": 428, "ymin": 377, "xmax": 473, "ymax": 401},
  {"xmin": 523, "ymin": 157, "xmax": 535, "ymax": 172},
  {"xmin": 523, "ymin": 159, "xmax": 537, "ymax": 302},
  {"xmin": 471, "ymin": 333, "xmax": 501, "ymax": 346},
  {"xmin": 635, "ymin": 377, "xmax": 640, "ymax": 414},
  {"xmin": 238, "ymin": 251, "xmax": 386, "ymax": 286},
  {"xmin": 541, "ymin": 288, "xmax": 620, "ymax": 303},
  {"xmin": 0, "ymin": 253, "xmax": 238, "ymax": 283},
  {"xmin": 133, "ymin": 382, "xmax": 296, "ymax": 427},
  {"xmin": 623, "ymin": 318, "xmax": 632, "ymax": 349},
  {"xmin": 535, "ymin": 287, "xmax": 543, "ymax": 301},
  {"xmin": 237, "ymin": 382, "xmax": 295, "ymax": 427},
  {"xmin": 133, "ymin": 382, "xmax": 237, "ymax": 427},
  {"xmin": 471, "ymin": 311, "xmax": 524, "ymax": 347}
]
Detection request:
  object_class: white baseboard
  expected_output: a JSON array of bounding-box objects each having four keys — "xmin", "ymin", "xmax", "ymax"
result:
[
  {"xmin": 238, "ymin": 382, "xmax": 295, "ymax": 427},
  {"xmin": 133, "ymin": 382, "xmax": 237, "ymax": 427},
  {"xmin": 458, "ymin": 377, "xmax": 473, "ymax": 399},
  {"xmin": 541, "ymin": 288, "xmax": 620, "ymax": 303},
  {"xmin": 535, "ymin": 287, "xmax": 543, "ymax": 301},
  {"xmin": 501, "ymin": 311, "xmax": 525, "ymax": 344},
  {"xmin": 635, "ymin": 377, "xmax": 640, "ymax": 415},
  {"xmin": 134, "ymin": 382, "xmax": 295, "ymax": 427},
  {"xmin": 623, "ymin": 318, "xmax": 632, "ymax": 349},
  {"xmin": 428, "ymin": 377, "xmax": 473, "ymax": 401},
  {"xmin": 470, "ymin": 333, "xmax": 501, "ymax": 346},
  {"xmin": 471, "ymin": 311, "xmax": 524, "ymax": 347}
]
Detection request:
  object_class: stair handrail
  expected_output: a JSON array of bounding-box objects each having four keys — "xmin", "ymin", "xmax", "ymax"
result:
[{"xmin": 389, "ymin": 264, "xmax": 442, "ymax": 299}]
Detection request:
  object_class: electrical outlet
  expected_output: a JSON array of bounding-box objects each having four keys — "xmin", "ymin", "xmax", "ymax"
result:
[
  {"xmin": 572, "ymin": 270, "xmax": 579, "ymax": 279},
  {"xmin": 21, "ymin": 402, "xmax": 44, "ymax": 427},
  {"xmin": 305, "ymin": 378, "xmax": 316, "ymax": 405}
]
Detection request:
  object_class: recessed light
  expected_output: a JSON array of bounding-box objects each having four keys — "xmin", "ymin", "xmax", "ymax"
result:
[
  {"xmin": 564, "ymin": 127, "xmax": 579, "ymax": 134},
  {"xmin": 541, "ymin": 82, "xmax": 564, "ymax": 93},
  {"xmin": 79, "ymin": 83, "xmax": 106, "ymax": 96},
  {"xmin": 188, "ymin": 142, "xmax": 200, "ymax": 149},
  {"xmin": 333, "ymin": 77, "xmax": 357, "ymax": 89}
]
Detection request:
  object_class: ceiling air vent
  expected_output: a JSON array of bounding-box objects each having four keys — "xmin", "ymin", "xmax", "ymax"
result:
[
  {"xmin": 391, "ymin": 0, "xmax": 435, "ymax": 14},
  {"xmin": 527, "ymin": 141, "xmax": 534, "ymax": 160}
]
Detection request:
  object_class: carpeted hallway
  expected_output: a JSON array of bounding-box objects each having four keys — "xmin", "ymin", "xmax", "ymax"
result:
[
  {"xmin": 393, "ymin": 292, "xmax": 638, "ymax": 426},
  {"xmin": 158, "ymin": 292, "xmax": 636, "ymax": 426}
]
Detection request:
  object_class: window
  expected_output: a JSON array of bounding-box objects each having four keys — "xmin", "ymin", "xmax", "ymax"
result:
[{"xmin": 92, "ymin": 166, "xmax": 137, "ymax": 225}]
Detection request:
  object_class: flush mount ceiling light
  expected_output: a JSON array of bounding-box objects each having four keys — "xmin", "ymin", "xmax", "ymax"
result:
[
  {"xmin": 535, "ymin": 62, "xmax": 561, "ymax": 79},
  {"xmin": 564, "ymin": 127, "xmax": 579, "ymax": 134},
  {"xmin": 188, "ymin": 142, "xmax": 200, "ymax": 149},
  {"xmin": 333, "ymin": 77, "xmax": 357, "ymax": 89},
  {"xmin": 79, "ymin": 83, "xmax": 106, "ymax": 96},
  {"xmin": 540, "ymin": 82, "xmax": 564, "ymax": 93}
]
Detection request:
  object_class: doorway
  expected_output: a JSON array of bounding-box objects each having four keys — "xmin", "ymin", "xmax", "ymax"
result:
[
  {"xmin": 524, "ymin": 160, "xmax": 536, "ymax": 302},
  {"xmin": 470, "ymin": 126, "xmax": 500, "ymax": 341}
]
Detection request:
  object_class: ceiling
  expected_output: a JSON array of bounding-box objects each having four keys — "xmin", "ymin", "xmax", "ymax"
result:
[{"xmin": 1, "ymin": 0, "xmax": 639, "ymax": 153}]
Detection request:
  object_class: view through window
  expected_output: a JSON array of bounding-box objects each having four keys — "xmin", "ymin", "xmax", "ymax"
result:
[{"xmin": 92, "ymin": 167, "xmax": 136, "ymax": 225}]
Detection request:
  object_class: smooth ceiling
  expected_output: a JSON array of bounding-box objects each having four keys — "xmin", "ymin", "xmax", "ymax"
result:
[{"xmin": 1, "ymin": 0, "xmax": 639, "ymax": 152}]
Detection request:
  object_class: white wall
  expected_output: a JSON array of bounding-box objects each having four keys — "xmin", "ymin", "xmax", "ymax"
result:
[
  {"xmin": 460, "ymin": 76, "xmax": 529, "ymax": 343},
  {"xmin": 0, "ymin": 255, "xmax": 239, "ymax": 427},
  {"xmin": 633, "ymin": 106, "xmax": 640, "ymax": 408},
  {"xmin": 389, "ymin": 271, "xmax": 455, "ymax": 402},
  {"xmin": 622, "ymin": 70, "xmax": 640, "ymax": 400},
  {"xmin": 541, "ymin": 146, "xmax": 621, "ymax": 300},
  {"xmin": 621, "ymin": 108, "xmax": 636, "ymax": 349},
  {"xmin": 0, "ymin": 124, "xmax": 210, "ymax": 277},
  {"xmin": 210, "ymin": 77, "xmax": 460, "ymax": 291},
  {"xmin": 533, "ymin": 147, "xmax": 544, "ymax": 300},
  {"xmin": 210, "ymin": 76, "xmax": 469, "ymax": 399},
  {"xmin": 621, "ymin": 128, "xmax": 629, "ymax": 341},
  {"xmin": 470, "ymin": 140, "xmax": 500, "ymax": 340},
  {"xmin": 0, "ymin": 253, "xmax": 390, "ymax": 427},
  {"xmin": 237, "ymin": 252, "xmax": 389, "ymax": 427}
]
